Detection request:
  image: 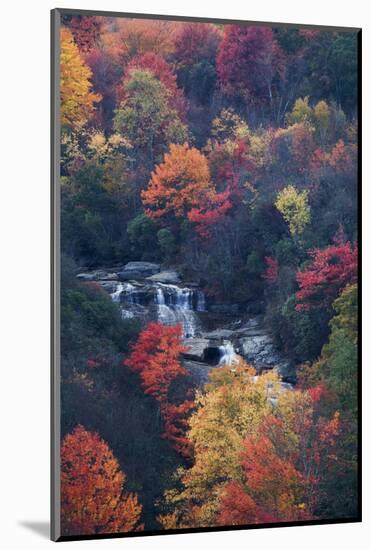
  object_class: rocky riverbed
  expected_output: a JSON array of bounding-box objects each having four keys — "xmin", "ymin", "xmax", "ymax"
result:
[{"xmin": 76, "ymin": 262, "xmax": 297, "ymax": 387}]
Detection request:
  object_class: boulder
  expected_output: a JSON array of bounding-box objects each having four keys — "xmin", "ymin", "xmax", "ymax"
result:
[
  {"xmin": 182, "ymin": 338, "xmax": 210, "ymax": 361},
  {"xmin": 76, "ymin": 272, "xmax": 96, "ymax": 282},
  {"xmin": 146, "ymin": 270, "xmax": 181, "ymax": 284},
  {"xmin": 76, "ymin": 270, "xmax": 119, "ymax": 282},
  {"xmin": 182, "ymin": 359, "xmax": 215, "ymax": 386},
  {"xmin": 118, "ymin": 262, "xmax": 160, "ymax": 280},
  {"xmin": 239, "ymin": 334, "xmax": 281, "ymax": 365}
]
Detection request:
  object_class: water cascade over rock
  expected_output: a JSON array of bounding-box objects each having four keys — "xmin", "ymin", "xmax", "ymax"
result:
[
  {"xmin": 78, "ymin": 265, "xmax": 295, "ymax": 387},
  {"xmin": 109, "ymin": 278, "xmax": 205, "ymax": 338}
]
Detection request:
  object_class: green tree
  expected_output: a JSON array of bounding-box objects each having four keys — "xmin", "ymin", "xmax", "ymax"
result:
[
  {"xmin": 157, "ymin": 228, "xmax": 177, "ymax": 260},
  {"xmin": 127, "ymin": 213, "xmax": 158, "ymax": 260},
  {"xmin": 114, "ymin": 70, "xmax": 188, "ymax": 168},
  {"xmin": 318, "ymin": 284, "xmax": 358, "ymax": 416}
]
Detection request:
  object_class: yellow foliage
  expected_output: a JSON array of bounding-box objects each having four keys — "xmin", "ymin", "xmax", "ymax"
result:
[
  {"xmin": 60, "ymin": 28, "xmax": 101, "ymax": 129},
  {"xmin": 161, "ymin": 364, "xmax": 283, "ymax": 528},
  {"xmin": 275, "ymin": 184, "xmax": 311, "ymax": 236}
]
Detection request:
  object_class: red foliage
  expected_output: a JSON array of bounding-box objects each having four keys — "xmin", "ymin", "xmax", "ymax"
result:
[
  {"xmin": 125, "ymin": 323, "xmax": 194, "ymax": 458},
  {"xmin": 217, "ymin": 25, "xmax": 285, "ymax": 103},
  {"xmin": 85, "ymin": 46, "xmax": 124, "ymax": 129},
  {"xmin": 61, "ymin": 425, "xmax": 143, "ymax": 535},
  {"xmin": 309, "ymin": 147, "xmax": 327, "ymax": 178},
  {"xmin": 262, "ymin": 256, "xmax": 279, "ymax": 284},
  {"xmin": 125, "ymin": 322, "xmax": 187, "ymax": 402},
  {"xmin": 218, "ymin": 391, "xmax": 341, "ymax": 525},
  {"xmin": 328, "ymin": 139, "xmax": 352, "ymax": 172},
  {"xmin": 86, "ymin": 358, "xmax": 99, "ymax": 369},
  {"xmin": 119, "ymin": 52, "xmax": 187, "ymax": 116},
  {"xmin": 174, "ymin": 22, "xmax": 221, "ymax": 65},
  {"xmin": 161, "ymin": 400, "xmax": 195, "ymax": 460},
  {"xmin": 296, "ymin": 242, "xmax": 358, "ymax": 311},
  {"xmin": 218, "ymin": 481, "xmax": 276, "ymax": 526},
  {"xmin": 188, "ymin": 189, "xmax": 232, "ymax": 239},
  {"xmin": 69, "ymin": 15, "xmax": 103, "ymax": 53}
]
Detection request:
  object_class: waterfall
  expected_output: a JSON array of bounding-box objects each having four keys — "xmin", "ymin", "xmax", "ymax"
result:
[
  {"xmin": 123, "ymin": 282, "xmax": 136, "ymax": 304},
  {"xmin": 109, "ymin": 279, "xmax": 206, "ymax": 339},
  {"xmin": 218, "ymin": 342, "xmax": 239, "ymax": 366},
  {"xmin": 110, "ymin": 282, "xmax": 124, "ymax": 303},
  {"xmin": 156, "ymin": 284, "xmax": 201, "ymax": 338}
]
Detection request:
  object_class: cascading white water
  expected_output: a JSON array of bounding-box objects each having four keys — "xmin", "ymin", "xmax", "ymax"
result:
[
  {"xmin": 124, "ymin": 282, "xmax": 136, "ymax": 304},
  {"xmin": 218, "ymin": 342, "xmax": 239, "ymax": 366},
  {"xmin": 110, "ymin": 282, "xmax": 124, "ymax": 302},
  {"xmin": 109, "ymin": 279, "xmax": 206, "ymax": 338},
  {"xmin": 156, "ymin": 284, "xmax": 201, "ymax": 338}
]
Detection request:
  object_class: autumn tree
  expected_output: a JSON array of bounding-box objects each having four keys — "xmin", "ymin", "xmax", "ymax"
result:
[
  {"xmin": 61, "ymin": 425, "xmax": 143, "ymax": 535},
  {"xmin": 142, "ymin": 143, "xmax": 231, "ymax": 236},
  {"xmin": 159, "ymin": 363, "xmax": 281, "ymax": 528},
  {"xmin": 217, "ymin": 25, "xmax": 285, "ymax": 108},
  {"xmin": 173, "ymin": 23, "xmax": 221, "ymax": 104},
  {"xmin": 114, "ymin": 70, "xmax": 188, "ymax": 168},
  {"xmin": 263, "ymin": 256, "xmax": 279, "ymax": 284},
  {"xmin": 68, "ymin": 15, "xmax": 103, "ymax": 53},
  {"xmin": 125, "ymin": 322, "xmax": 187, "ymax": 402},
  {"xmin": 60, "ymin": 28, "xmax": 101, "ymax": 129},
  {"xmin": 120, "ymin": 52, "xmax": 187, "ymax": 117},
  {"xmin": 116, "ymin": 18, "xmax": 178, "ymax": 61},
  {"xmin": 314, "ymin": 100, "xmax": 330, "ymax": 146},
  {"xmin": 218, "ymin": 387, "xmax": 341, "ymax": 525},
  {"xmin": 286, "ymin": 96, "xmax": 313, "ymax": 125},
  {"xmin": 296, "ymin": 242, "xmax": 358, "ymax": 310},
  {"xmin": 124, "ymin": 322, "xmax": 194, "ymax": 457},
  {"xmin": 271, "ymin": 123, "xmax": 315, "ymax": 176},
  {"xmin": 275, "ymin": 185, "xmax": 311, "ymax": 236}
]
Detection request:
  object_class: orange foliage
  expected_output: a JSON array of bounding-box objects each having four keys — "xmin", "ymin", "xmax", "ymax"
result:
[
  {"xmin": 116, "ymin": 18, "xmax": 179, "ymax": 61},
  {"xmin": 218, "ymin": 389, "xmax": 341, "ymax": 525},
  {"xmin": 142, "ymin": 143, "xmax": 232, "ymax": 237},
  {"xmin": 61, "ymin": 425, "xmax": 143, "ymax": 535}
]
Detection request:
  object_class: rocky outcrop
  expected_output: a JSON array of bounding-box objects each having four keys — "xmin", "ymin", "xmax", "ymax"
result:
[
  {"xmin": 182, "ymin": 338, "xmax": 210, "ymax": 362},
  {"xmin": 118, "ymin": 262, "xmax": 160, "ymax": 280},
  {"xmin": 76, "ymin": 270, "xmax": 119, "ymax": 282},
  {"xmin": 146, "ymin": 270, "xmax": 181, "ymax": 284},
  {"xmin": 183, "ymin": 359, "xmax": 215, "ymax": 386}
]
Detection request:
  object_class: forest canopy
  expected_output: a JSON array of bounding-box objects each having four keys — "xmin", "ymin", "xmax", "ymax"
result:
[{"xmin": 58, "ymin": 14, "xmax": 359, "ymax": 537}]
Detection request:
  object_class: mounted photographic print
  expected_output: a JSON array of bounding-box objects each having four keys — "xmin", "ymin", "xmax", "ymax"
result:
[{"xmin": 51, "ymin": 8, "xmax": 361, "ymax": 541}]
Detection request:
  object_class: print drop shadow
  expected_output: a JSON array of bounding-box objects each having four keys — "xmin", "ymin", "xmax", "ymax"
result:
[{"xmin": 19, "ymin": 521, "xmax": 49, "ymax": 539}]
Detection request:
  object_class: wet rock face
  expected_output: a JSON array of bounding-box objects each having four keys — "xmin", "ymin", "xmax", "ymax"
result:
[
  {"xmin": 76, "ymin": 271, "xmax": 119, "ymax": 282},
  {"xmin": 76, "ymin": 268, "xmax": 297, "ymax": 384},
  {"xmin": 239, "ymin": 334, "xmax": 283, "ymax": 366}
]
